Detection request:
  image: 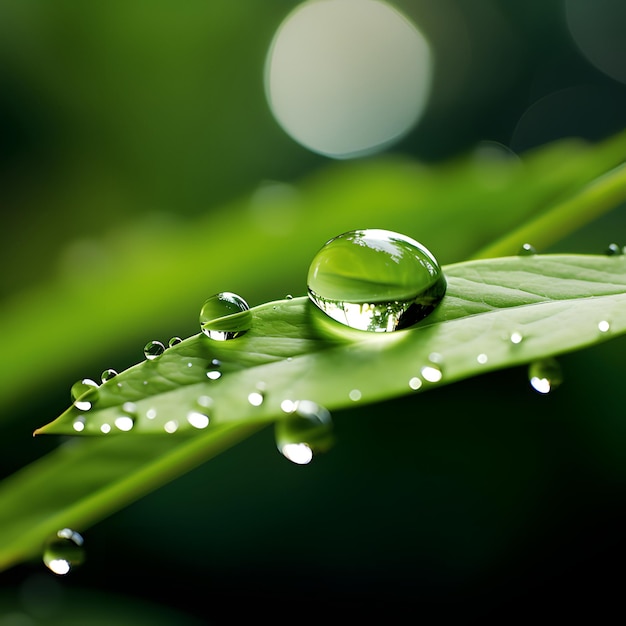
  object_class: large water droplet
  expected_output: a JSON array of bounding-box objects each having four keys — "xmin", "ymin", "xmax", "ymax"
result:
[
  {"xmin": 199, "ymin": 292, "xmax": 252, "ymax": 340},
  {"xmin": 144, "ymin": 340, "xmax": 165, "ymax": 360},
  {"xmin": 275, "ymin": 400, "xmax": 334, "ymax": 465},
  {"xmin": 70, "ymin": 379, "xmax": 99, "ymax": 411},
  {"xmin": 43, "ymin": 529, "xmax": 85, "ymax": 576},
  {"xmin": 528, "ymin": 357, "xmax": 563, "ymax": 394},
  {"xmin": 307, "ymin": 229, "xmax": 446, "ymax": 332}
]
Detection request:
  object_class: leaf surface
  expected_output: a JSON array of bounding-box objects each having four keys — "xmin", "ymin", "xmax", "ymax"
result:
[{"xmin": 1, "ymin": 253, "xmax": 624, "ymax": 571}]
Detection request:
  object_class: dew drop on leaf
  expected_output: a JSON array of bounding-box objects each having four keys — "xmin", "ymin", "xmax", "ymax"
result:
[
  {"xmin": 307, "ymin": 229, "xmax": 446, "ymax": 332},
  {"xmin": 168, "ymin": 336, "xmax": 182, "ymax": 347},
  {"xmin": 43, "ymin": 528, "xmax": 85, "ymax": 576},
  {"xmin": 408, "ymin": 376, "xmax": 422, "ymax": 390},
  {"xmin": 199, "ymin": 292, "xmax": 252, "ymax": 340},
  {"xmin": 421, "ymin": 364, "xmax": 443, "ymax": 383},
  {"xmin": 598, "ymin": 320, "xmax": 610, "ymax": 333},
  {"xmin": 187, "ymin": 411, "xmax": 210, "ymax": 429},
  {"xmin": 605, "ymin": 243, "xmax": 623, "ymax": 256},
  {"xmin": 144, "ymin": 340, "xmax": 165, "ymax": 360},
  {"xmin": 518, "ymin": 243, "xmax": 537, "ymax": 256},
  {"xmin": 528, "ymin": 357, "xmax": 563, "ymax": 394},
  {"xmin": 100, "ymin": 368, "xmax": 118, "ymax": 383},
  {"xmin": 509, "ymin": 331, "xmax": 523, "ymax": 344},
  {"xmin": 476, "ymin": 353, "xmax": 488, "ymax": 364},
  {"xmin": 248, "ymin": 391, "xmax": 265, "ymax": 406},
  {"xmin": 70, "ymin": 379, "xmax": 99, "ymax": 411},
  {"xmin": 275, "ymin": 400, "xmax": 333, "ymax": 465}
]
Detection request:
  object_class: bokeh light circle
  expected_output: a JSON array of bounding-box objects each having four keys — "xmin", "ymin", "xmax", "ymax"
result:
[{"xmin": 264, "ymin": 0, "xmax": 432, "ymax": 159}]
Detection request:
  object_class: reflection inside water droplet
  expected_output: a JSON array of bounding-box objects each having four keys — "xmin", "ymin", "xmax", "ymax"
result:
[
  {"xmin": 275, "ymin": 400, "xmax": 333, "ymax": 465},
  {"xmin": 43, "ymin": 529, "xmax": 85, "ymax": 576},
  {"xmin": 307, "ymin": 229, "xmax": 446, "ymax": 332},
  {"xmin": 144, "ymin": 340, "xmax": 165, "ymax": 360},
  {"xmin": 199, "ymin": 292, "xmax": 252, "ymax": 340},
  {"xmin": 529, "ymin": 357, "xmax": 563, "ymax": 394}
]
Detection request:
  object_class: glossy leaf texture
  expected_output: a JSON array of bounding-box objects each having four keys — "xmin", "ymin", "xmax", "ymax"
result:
[
  {"xmin": 2, "ymin": 132, "xmax": 626, "ymax": 422},
  {"xmin": 2, "ymin": 253, "xmax": 626, "ymax": 571},
  {"xmin": 35, "ymin": 253, "xmax": 626, "ymax": 438}
]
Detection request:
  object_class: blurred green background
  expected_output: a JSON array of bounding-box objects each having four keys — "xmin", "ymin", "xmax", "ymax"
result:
[{"xmin": 2, "ymin": 0, "xmax": 626, "ymax": 623}]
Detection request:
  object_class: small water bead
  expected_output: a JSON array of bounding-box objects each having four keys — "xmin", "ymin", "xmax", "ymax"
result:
[
  {"xmin": 598, "ymin": 320, "xmax": 610, "ymax": 333},
  {"xmin": 528, "ymin": 357, "xmax": 563, "ymax": 394},
  {"xmin": 518, "ymin": 243, "xmax": 537, "ymax": 256},
  {"xmin": 476, "ymin": 353, "xmax": 488, "ymax": 364},
  {"xmin": 43, "ymin": 529, "xmax": 85, "ymax": 576},
  {"xmin": 100, "ymin": 423, "xmax": 112, "ymax": 434},
  {"xmin": 144, "ymin": 340, "xmax": 165, "ymax": 360},
  {"xmin": 248, "ymin": 391, "xmax": 265, "ymax": 406},
  {"xmin": 275, "ymin": 400, "xmax": 333, "ymax": 465},
  {"xmin": 349, "ymin": 389, "xmax": 362, "ymax": 401},
  {"xmin": 307, "ymin": 229, "xmax": 446, "ymax": 332},
  {"xmin": 71, "ymin": 378, "xmax": 99, "ymax": 411},
  {"xmin": 605, "ymin": 243, "xmax": 623, "ymax": 256},
  {"xmin": 408, "ymin": 377, "xmax": 422, "ymax": 390},
  {"xmin": 164, "ymin": 420, "xmax": 178, "ymax": 434},
  {"xmin": 199, "ymin": 292, "xmax": 252, "ymax": 341},
  {"xmin": 100, "ymin": 368, "xmax": 118, "ymax": 383},
  {"xmin": 510, "ymin": 331, "xmax": 523, "ymax": 345},
  {"xmin": 421, "ymin": 364, "xmax": 442, "ymax": 383},
  {"xmin": 187, "ymin": 411, "xmax": 210, "ymax": 429},
  {"xmin": 72, "ymin": 417, "xmax": 86, "ymax": 432},
  {"xmin": 168, "ymin": 336, "xmax": 182, "ymax": 347},
  {"xmin": 146, "ymin": 408, "xmax": 157, "ymax": 420},
  {"xmin": 206, "ymin": 370, "xmax": 222, "ymax": 380}
]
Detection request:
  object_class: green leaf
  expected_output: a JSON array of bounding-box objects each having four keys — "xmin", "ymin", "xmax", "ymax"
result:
[
  {"xmin": 2, "ymin": 132, "xmax": 626, "ymax": 422},
  {"xmin": 1, "ymin": 252, "xmax": 624, "ymax": 572},
  {"xmin": 35, "ymin": 253, "xmax": 626, "ymax": 438}
]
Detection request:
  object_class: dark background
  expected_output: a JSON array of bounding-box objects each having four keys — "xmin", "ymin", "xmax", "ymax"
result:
[{"xmin": 1, "ymin": 1, "xmax": 626, "ymax": 623}]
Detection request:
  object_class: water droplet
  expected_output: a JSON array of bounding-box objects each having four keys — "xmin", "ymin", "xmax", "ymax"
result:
[
  {"xmin": 275, "ymin": 400, "xmax": 333, "ymax": 465},
  {"xmin": 187, "ymin": 411, "xmax": 210, "ymax": 429},
  {"xmin": 144, "ymin": 340, "xmax": 165, "ymax": 360},
  {"xmin": 114, "ymin": 416, "xmax": 135, "ymax": 432},
  {"xmin": 70, "ymin": 379, "xmax": 99, "ymax": 411},
  {"xmin": 101, "ymin": 423, "xmax": 111, "ymax": 434},
  {"xmin": 100, "ymin": 368, "xmax": 118, "ymax": 383},
  {"xmin": 476, "ymin": 353, "xmax": 488, "ymax": 364},
  {"xmin": 598, "ymin": 320, "xmax": 610, "ymax": 333},
  {"xmin": 349, "ymin": 389, "xmax": 362, "ymax": 401},
  {"xmin": 518, "ymin": 243, "xmax": 537, "ymax": 256},
  {"xmin": 421, "ymin": 364, "xmax": 442, "ymax": 383},
  {"xmin": 146, "ymin": 408, "xmax": 157, "ymax": 420},
  {"xmin": 168, "ymin": 336, "xmax": 182, "ymax": 347},
  {"xmin": 43, "ymin": 529, "xmax": 85, "ymax": 576},
  {"xmin": 408, "ymin": 376, "xmax": 422, "ymax": 390},
  {"xmin": 528, "ymin": 357, "xmax": 563, "ymax": 394},
  {"xmin": 164, "ymin": 420, "xmax": 178, "ymax": 434},
  {"xmin": 248, "ymin": 391, "xmax": 265, "ymax": 406},
  {"xmin": 605, "ymin": 243, "xmax": 623, "ymax": 256},
  {"xmin": 307, "ymin": 229, "xmax": 446, "ymax": 332},
  {"xmin": 206, "ymin": 370, "xmax": 222, "ymax": 380},
  {"xmin": 510, "ymin": 331, "xmax": 523, "ymax": 344},
  {"xmin": 197, "ymin": 395, "xmax": 214, "ymax": 409},
  {"xmin": 199, "ymin": 292, "xmax": 252, "ymax": 340},
  {"xmin": 280, "ymin": 399, "xmax": 297, "ymax": 413},
  {"xmin": 72, "ymin": 417, "xmax": 86, "ymax": 432},
  {"xmin": 285, "ymin": 294, "xmax": 293, "ymax": 300}
]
